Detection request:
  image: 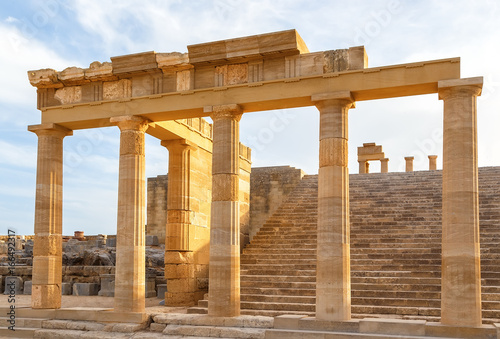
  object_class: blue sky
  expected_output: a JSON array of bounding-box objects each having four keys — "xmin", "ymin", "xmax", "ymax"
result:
[{"xmin": 1, "ymin": 0, "xmax": 499, "ymax": 236}]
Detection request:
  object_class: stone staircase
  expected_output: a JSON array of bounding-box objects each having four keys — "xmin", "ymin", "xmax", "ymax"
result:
[{"xmin": 190, "ymin": 167, "xmax": 500, "ymax": 324}]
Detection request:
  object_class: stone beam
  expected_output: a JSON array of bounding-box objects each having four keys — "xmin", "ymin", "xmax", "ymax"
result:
[{"xmin": 40, "ymin": 58, "xmax": 460, "ymax": 129}]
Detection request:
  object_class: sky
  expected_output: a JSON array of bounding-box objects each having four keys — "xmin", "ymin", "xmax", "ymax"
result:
[{"xmin": 1, "ymin": 0, "xmax": 499, "ymax": 236}]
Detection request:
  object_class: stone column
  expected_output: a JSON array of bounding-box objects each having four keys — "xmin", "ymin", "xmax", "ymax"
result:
[
  {"xmin": 381, "ymin": 158, "xmax": 389, "ymax": 173},
  {"xmin": 161, "ymin": 138, "xmax": 198, "ymax": 306},
  {"xmin": 428, "ymin": 155, "xmax": 438, "ymax": 170},
  {"xmin": 110, "ymin": 115, "xmax": 151, "ymax": 313},
  {"xmin": 28, "ymin": 123, "xmax": 72, "ymax": 309},
  {"xmin": 405, "ymin": 156, "xmax": 414, "ymax": 172},
  {"xmin": 358, "ymin": 160, "xmax": 367, "ymax": 174},
  {"xmin": 207, "ymin": 104, "xmax": 242, "ymax": 317},
  {"xmin": 439, "ymin": 77, "xmax": 483, "ymax": 327},
  {"xmin": 312, "ymin": 91, "xmax": 354, "ymax": 321},
  {"xmin": 162, "ymin": 139, "xmax": 196, "ymax": 251}
]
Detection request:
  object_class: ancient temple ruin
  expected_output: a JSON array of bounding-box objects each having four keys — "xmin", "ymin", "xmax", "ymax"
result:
[{"xmin": 19, "ymin": 29, "xmax": 495, "ymax": 337}]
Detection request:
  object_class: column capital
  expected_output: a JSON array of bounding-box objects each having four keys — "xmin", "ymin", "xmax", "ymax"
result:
[
  {"xmin": 161, "ymin": 138, "xmax": 197, "ymax": 152},
  {"xmin": 110, "ymin": 115, "xmax": 153, "ymax": 132},
  {"xmin": 28, "ymin": 123, "xmax": 73, "ymax": 138},
  {"xmin": 311, "ymin": 91, "xmax": 355, "ymax": 109},
  {"xmin": 438, "ymin": 77, "xmax": 483, "ymax": 100},
  {"xmin": 204, "ymin": 104, "xmax": 243, "ymax": 121},
  {"xmin": 428, "ymin": 155, "xmax": 438, "ymax": 159},
  {"xmin": 404, "ymin": 156, "xmax": 415, "ymax": 161}
]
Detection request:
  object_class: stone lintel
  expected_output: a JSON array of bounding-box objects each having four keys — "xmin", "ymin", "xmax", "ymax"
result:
[
  {"xmin": 438, "ymin": 77, "xmax": 483, "ymax": 99},
  {"xmin": 156, "ymin": 52, "xmax": 192, "ymax": 72},
  {"xmin": 111, "ymin": 51, "xmax": 159, "ymax": 75},
  {"xmin": 358, "ymin": 153, "xmax": 385, "ymax": 162},
  {"xmin": 28, "ymin": 69, "xmax": 62, "ymax": 89},
  {"xmin": 348, "ymin": 46, "xmax": 368, "ymax": 70},
  {"xmin": 187, "ymin": 29, "xmax": 309, "ymax": 66},
  {"xmin": 28, "ymin": 123, "xmax": 73, "ymax": 136}
]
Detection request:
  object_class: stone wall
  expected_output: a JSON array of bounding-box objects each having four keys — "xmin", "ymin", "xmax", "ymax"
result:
[{"xmin": 249, "ymin": 166, "xmax": 305, "ymax": 240}]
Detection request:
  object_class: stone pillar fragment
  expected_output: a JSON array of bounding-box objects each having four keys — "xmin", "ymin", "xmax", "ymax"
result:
[
  {"xmin": 358, "ymin": 160, "xmax": 367, "ymax": 174},
  {"xmin": 28, "ymin": 123, "xmax": 72, "ymax": 309},
  {"xmin": 312, "ymin": 91, "xmax": 354, "ymax": 321},
  {"xmin": 381, "ymin": 158, "xmax": 389, "ymax": 173},
  {"xmin": 161, "ymin": 139, "xmax": 198, "ymax": 306},
  {"xmin": 405, "ymin": 156, "xmax": 414, "ymax": 172},
  {"xmin": 428, "ymin": 155, "xmax": 438, "ymax": 170},
  {"xmin": 110, "ymin": 115, "xmax": 151, "ymax": 313},
  {"xmin": 439, "ymin": 77, "xmax": 483, "ymax": 327},
  {"xmin": 207, "ymin": 104, "xmax": 242, "ymax": 317}
]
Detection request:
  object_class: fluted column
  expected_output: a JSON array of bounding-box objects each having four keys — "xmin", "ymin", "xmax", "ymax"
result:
[
  {"xmin": 111, "ymin": 115, "xmax": 151, "ymax": 313},
  {"xmin": 162, "ymin": 139, "xmax": 196, "ymax": 251},
  {"xmin": 381, "ymin": 158, "xmax": 389, "ymax": 173},
  {"xmin": 313, "ymin": 91, "xmax": 354, "ymax": 321},
  {"xmin": 162, "ymin": 138, "xmax": 198, "ymax": 306},
  {"xmin": 428, "ymin": 155, "xmax": 438, "ymax": 170},
  {"xmin": 28, "ymin": 123, "xmax": 72, "ymax": 309},
  {"xmin": 439, "ymin": 77, "xmax": 483, "ymax": 327},
  {"xmin": 207, "ymin": 104, "xmax": 242, "ymax": 317},
  {"xmin": 405, "ymin": 156, "xmax": 414, "ymax": 172}
]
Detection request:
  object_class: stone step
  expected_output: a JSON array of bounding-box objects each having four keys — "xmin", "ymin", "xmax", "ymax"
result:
[
  {"xmin": 241, "ymin": 264, "xmax": 316, "ymax": 270},
  {"xmin": 241, "ymin": 301, "xmax": 315, "ymax": 312},
  {"xmin": 241, "ymin": 254, "xmax": 316, "ymax": 260},
  {"xmin": 0, "ymin": 316, "xmax": 45, "ymax": 328},
  {"xmin": 351, "ymin": 283, "xmax": 441, "ymax": 292},
  {"xmin": 0, "ymin": 327, "xmax": 36, "ymax": 338},
  {"xmin": 241, "ymin": 259, "xmax": 316, "ymax": 265},
  {"xmin": 241, "ymin": 275, "xmax": 316, "ymax": 283},
  {"xmin": 240, "ymin": 281, "xmax": 315, "ymax": 289},
  {"xmin": 240, "ymin": 287, "xmax": 316, "ymax": 296},
  {"xmin": 241, "ymin": 294, "xmax": 316, "ymax": 304},
  {"xmin": 265, "ymin": 328, "xmax": 455, "ymax": 339}
]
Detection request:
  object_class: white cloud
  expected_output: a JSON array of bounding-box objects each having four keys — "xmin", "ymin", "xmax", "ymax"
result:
[
  {"xmin": 5, "ymin": 16, "xmax": 19, "ymax": 23},
  {"xmin": 0, "ymin": 23, "xmax": 80, "ymax": 127},
  {"xmin": 0, "ymin": 140, "xmax": 37, "ymax": 168}
]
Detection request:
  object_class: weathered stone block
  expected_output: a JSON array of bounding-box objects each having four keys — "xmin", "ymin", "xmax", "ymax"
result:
[
  {"xmin": 146, "ymin": 235, "xmax": 159, "ymax": 246},
  {"xmin": 4, "ymin": 276, "xmax": 23, "ymax": 295},
  {"xmin": 61, "ymin": 282, "xmax": 72, "ymax": 295},
  {"xmin": 24, "ymin": 280, "xmax": 32, "ymax": 295},
  {"xmin": 106, "ymin": 237, "xmax": 116, "ymax": 247},
  {"xmin": 157, "ymin": 284, "xmax": 167, "ymax": 299},
  {"xmin": 73, "ymin": 283, "xmax": 99, "ymax": 296},
  {"xmin": 146, "ymin": 275, "xmax": 156, "ymax": 298},
  {"xmin": 98, "ymin": 274, "xmax": 115, "ymax": 297}
]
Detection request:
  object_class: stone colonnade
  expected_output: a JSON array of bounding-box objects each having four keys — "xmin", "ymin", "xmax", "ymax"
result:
[{"xmin": 29, "ymin": 78, "xmax": 483, "ymax": 327}]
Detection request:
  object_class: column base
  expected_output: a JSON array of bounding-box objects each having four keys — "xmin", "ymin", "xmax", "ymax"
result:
[{"xmin": 31, "ymin": 284, "xmax": 61, "ymax": 309}]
